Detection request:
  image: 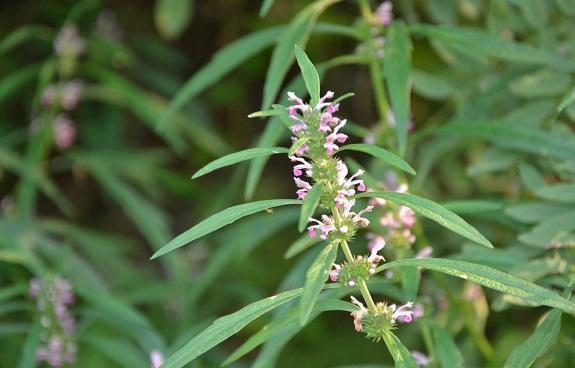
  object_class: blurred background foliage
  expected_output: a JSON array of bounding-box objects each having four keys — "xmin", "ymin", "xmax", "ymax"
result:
[{"xmin": 1, "ymin": 0, "xmax": 575, "ymax": 367}]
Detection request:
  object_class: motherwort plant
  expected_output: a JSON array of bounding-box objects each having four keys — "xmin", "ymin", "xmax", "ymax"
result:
[
  {"xmin": 149, "ymin": 45, "xmax": 523, "ymax": 368},
  {"xmin": 284, "ymin": 87, "xmax": 416, "ymax": 337}
]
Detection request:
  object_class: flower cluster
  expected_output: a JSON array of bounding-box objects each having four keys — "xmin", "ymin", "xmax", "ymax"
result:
[
  {"xmin": 329, "ymin": 236, "xmax": 385, "ymax": 287},
  {"xmin": 356, "ymin": 2, "xmax": 393, "ymax": 59},
  {"xmin": 30, "ymin": 276, "xmax": 77, "ymax": 367},
  {"xmin": 54, "ymin": 25, "xmax": 85, "ymax": 59},
  {"xmin": 42, "ymin": 80, "xmax": 84, "ymax": 111},
  {"xmin": 284, "ymin": 90, "xmax": 421, "ymax": 338},
  {"xmin": 367, "ymin": 184, "xmax": 418, "ymax": 247},
  {"xmin": 350, "ymin": 296, "xmax": 415, "ymax": 340},
  {"xmin": 36, "ymin": 24, "xmax": 87, "ymax": 149},
  {"xmin": 287, "ymin": 91, "xmax": 372, "ymax": 244}
]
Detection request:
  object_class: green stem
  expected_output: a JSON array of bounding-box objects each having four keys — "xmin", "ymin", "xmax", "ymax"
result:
[{"xmin": 369, "ymin": 59, "xmax": 389, "ymax": 124}]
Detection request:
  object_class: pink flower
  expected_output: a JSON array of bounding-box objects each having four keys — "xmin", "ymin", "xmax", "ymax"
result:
[
  {"xmin": 53, "ymin": 115, "xmax": 76, "ymax": 149},
  {"xmin": 290, "ymin": 156, "xmax": 312, "ymax": 177},
  {"xmin": 375, "ymin": 2, "xmax": 393, "ymax": 26},
  {"xmin": 411, "ymin": 350, "xmax": 431, "ymax": 366},
  {"xmin": 415, "ymin": 246, "xmax": 432, "ymax": 259},
  {"xmin": 308, "ymin": 215, "xmax": 337, "ymax": 239},
  {"xmin": 54, "ymin": 25, "xmax": 85, "ymax": 57},
  {"xmin": 368, "ymin": 236, "xmax": 385, "ymax": 264},
  {"xmin": 412, "ymin": 303, "xmax": 424, "ymax": 320},
  {"xmin": 398, "ymin": 206, "xmax": 416, "ymax": 228},
  {"xmin": 150, "ymin": 350, "xmax": 165, "ymax": 368},
  {"xmin": 324, "ymin": 120, "xmax": 348, "ymax": 155},
  {"xmin": 390, "ymin": 302, "xmax": 414, "ymax": 323},
  {"xmin": 329, "ymin": 264, "xmax": 341, "ymax": 282},
  {"xmin": 350, "ymin": 296, "xmax": 367, "ymax": 332},
  {"xmin": 366, "ymin": 233, "xmax": 386, "ymax": 252},
  {"xmin": 314, "ymin": 90, "xmax": 335, "ymax": 111},
  {"xmin": 294, "ymin": 177, "xmax": 312, "ymax": 200}
]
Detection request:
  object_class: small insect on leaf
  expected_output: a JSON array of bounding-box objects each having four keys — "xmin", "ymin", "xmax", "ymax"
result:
[{"xmin": 264, "ymin": 208, "xmax": 274, "ymax": 214}]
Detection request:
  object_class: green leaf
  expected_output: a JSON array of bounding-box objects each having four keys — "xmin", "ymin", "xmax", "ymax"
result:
[
  {"xmin": 285, "ymin": 235, "xmax": 322, "ymax": 259},
  {"xmin": 357, "ymin": 191, "xmax": 493, "ymax": 248},
  {"xmin": 436, "ymin": 122, "xmax": 575, "ymax": 160},
  {"xmin": 519, "ymin": 163, "xmax": 546, "ymax": 192},
  {"xmin": 0, "ymin": 25, "xmax": 53, "ymax": 56},
  {"xmin": 382, "ymin": 332, "xmax": 418, "ymax": 368},
  {"xmin": 262, "ymin": 0, "xmax": 336, "ymax": 109},
  {"xmin": 151, "ymin": 199, "xmax": 301, "ymax": 259},
  {"xmin": 260, "ymin": 0, "xmax": 276, "ymax": 17},
  {"xmin": 504, "ymin": 309, "xmax": 562, "ymax": 368},
  {"xmin": 535, "ymin": 183, "xmax": 575, "ymax": 203},
  {"xmin": 412, "ymin": 69, "xmax": 456, "ymax": 100},
  {"xmin": 384, "ymin": 21, "xmax": 412, "ymax": 156},
  {"xmin": 294, "ymin": 45, "xmax": 321, "ymax": 106},
  {"xmin": 299, "ymin": 184, "xmax": 322, "ymax": 232},
  {"xmin": 86, "ymin": 335, "xmax": 149, "ymax": 368},
  {"xmin": 510, "ymin": 69, "xmax": 570, "ymax": 98},
  {"xmin": 223, "ymin": 299, "xmax": 353, "ymax": 366},
  {"xmin": 162, "ymin": 26, "xmax": 283, "ymax": 126},
  {"xmin": 518, "ymin": 210, "xmax": 575, "ymax": 248},
  {"xmin": 558, "ymin": 84, "xmax": 575, "ymax": 113},
  {"xmin": 161, "ymin": 288, "xmax": 304, "ymax": 368},
  {"xmin": 505, "ymin": 202, "xmax": 572, "ymax": 224},
  {"xmin": 377, "ymin": 258, "xmax": 575, "ymax": 314},
  {"xmin": 154, "ymin": 0, "xmax": 193, "ymax": 40},
  {"xmin": 411, "ymin": 25, "xmax": 575, "ymax": 72},
  {"xmin": 299, "ymin": 242, "xmax": 338, "ymax": 325},
  {"xmin": 340, "ymin": 143, "xmax": 416, "ymax": 175},
  {"xmin": 82, "ymin": 156, "xmax": 170, "ymax": 249},
  {"xmin": 431, "ymin": 323, "xmax": 464, "ymax": 368},
  {"xmin": 0, "ymin": 63, "xmax": 41, "ymax": 104},
  {"xmin": 519, "ymin": 0, "xmax": 548, "ymax": 30},
  {"xmin": 442, "ymin": 200, "xmax": 504, "ymax": 214},
  {"xmin": 192, "ymin": 147, "xmax": 288, "ymax": 179}
]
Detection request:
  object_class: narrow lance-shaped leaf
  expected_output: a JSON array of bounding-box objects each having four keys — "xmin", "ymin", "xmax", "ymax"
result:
[
  {"xmin": 294, "ymin": 45, "xmax": 320, "ymax": 106},
  {"xmin": 259, "ymin": 0, "xmax": 276, "ymax": 17},
  {"xmin": 340, "ymin": 143, "xmax": 416, "ymax": 175},
  {"xmin": 357, "ymin": 191, "xmax": 493, "ymax": 248},
  {"xmin": 223, "ymin": 299, "xmax": 354, "ymax": 366},
  {"xmin": 431, "ymin": 323, "xmax": 465, "ymax": 368},
  {"xmin": 299, "ymin": 242, "xmax": 338, "ymax": 325},
  {"xmin": 558, "ymin": 84, "xmax": 575, "ymax": 113},
  {"xmin": 382, "ymin": 332, "xmax": 418, "ymax": 368},
  {"xmin": 383, "ymin": 21, "xmax": 412, "ymax": 156},
  {"xmin": 410, "ymin": 25, "xmax": 575, "ymax": 72},
  {"xmin": 151, "ymin": 199, "xmax": 301, "ymax": 259},
  {"xmin": 377, "ymin": 258, "xmax": 575, "ymax": 315},
  {"xmin": 262, "ymin": 0, "xmax": 337, "ymax": 109},
  {"xmin": 161, "ymin": 26, "xmax": 284, "ymax": 127},
  {"xmin": 192, "ymin": 147, "xmax": 288, "ymax": 179},
  {"xmin": 161, "ymin": 288, "xmax": 304, "ymax": 368},
  {"xmin": 504, "ymin": 309, "xmax": 562, "ymax": 368},
  {"xmin": 437, "ymin": 122, "xmax": 575, "ymax": 160},
  {"xmin": 298, "ymin": 184, "xmax": 322, "ymax": 232}
]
